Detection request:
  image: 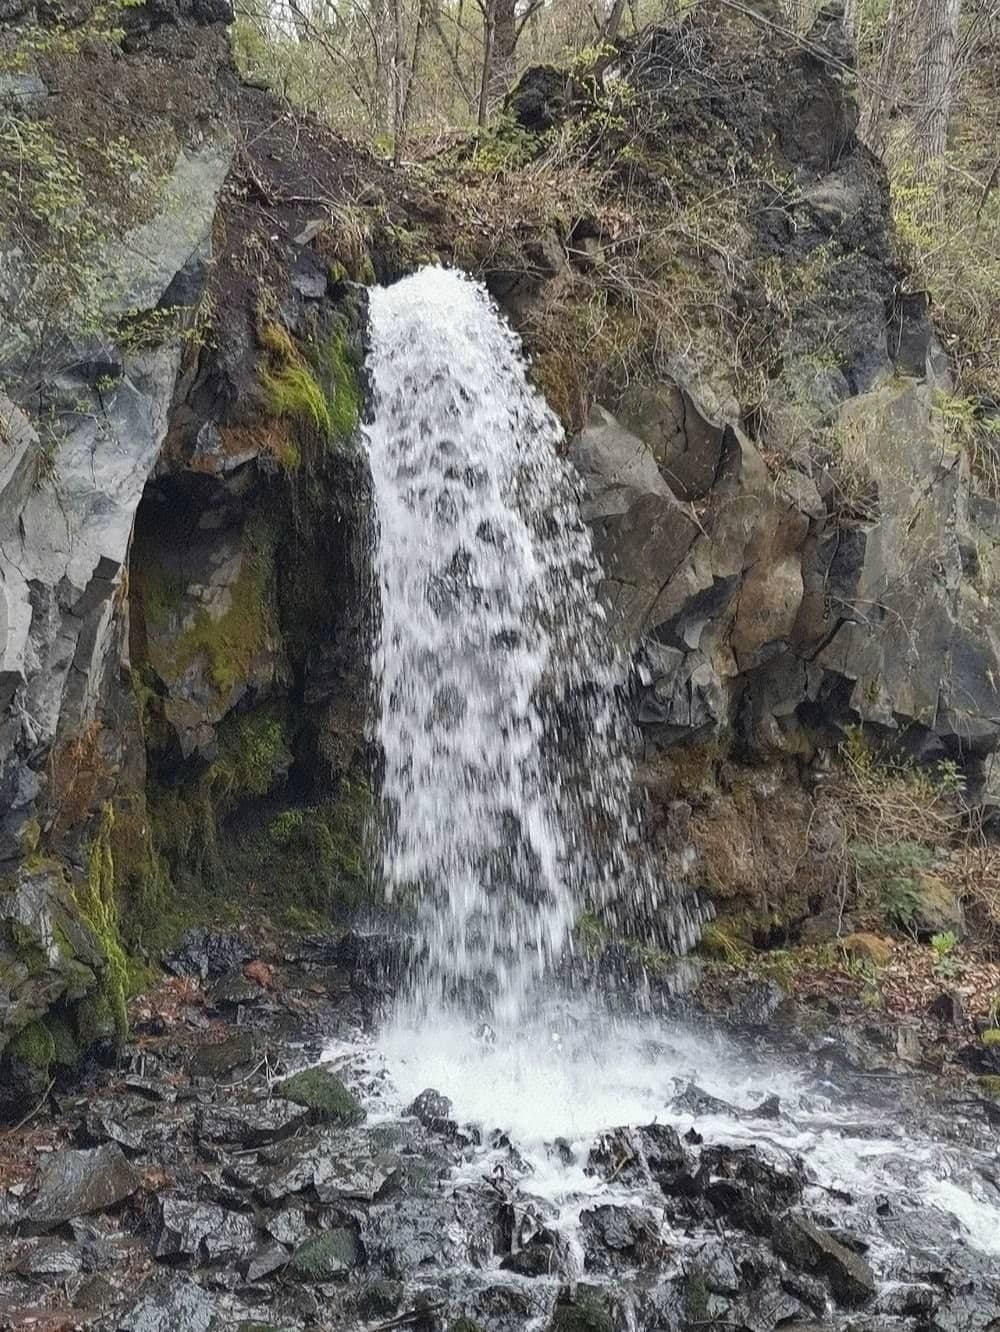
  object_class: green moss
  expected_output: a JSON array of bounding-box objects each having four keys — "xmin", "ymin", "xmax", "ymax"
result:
[
  {"xmin": 277, "ymin": 1065, "xmax": 365, "ymax": 1124},
  {"xmin": 212, "ymin": 711, "xmax": 291, "ymax": 804},
  {"xmin": 46, "ymin": 1014, "xmax": 80, "ymax": 1068},
  {"xmin": 449, "ymin": 1321, "xmax": 486, "ymax": 1332},
  {"xmin": 10, "ymin": 1021, "xmax": 55, "ymax": 1070},
  {"xmin": 982, "ymin": 1028, "xmax": 1000, "ymax": 1047},
  {"xmin": 259, "ymin": 319, "xmax": 360, "ymax": 449},
  {"xmin": 262, "ymin": 359, "xmax": 332, "ymax": 435},
  {"xmin": 75, "ymin": 804, "xmax": 129, "ymax": 1042},
  {"xmin": 169, "ymin": 515, "xmax": 280, "ymax": 697},
  {"xmin": 288, "ymin": 1228, "xmax": 360, "ymax": 1279},
  {"xmin": 74, "ymin": 992, "xmax": 117, "ymax": 1047},
  {"xmin": 978, "ymin": 1075, "xmax": 1000, "ymax": 1100},
  {"xmin": 700, "ymin": 920, "xmax": 747, "ymax": 964},
  {"xmin": 139, "ymin": 561, "xmax": 186, "ymax": 631},
  {"xmin": 550, "ymin": 1291, "xmax": 614, "ymax": 1332},
  {"xmin": 268, "ymin": 808, "xmax": 305, "ymax": 845},
  {"xmin": 319, "ymin": 331, "xmax": 361, "ymax": 441}
]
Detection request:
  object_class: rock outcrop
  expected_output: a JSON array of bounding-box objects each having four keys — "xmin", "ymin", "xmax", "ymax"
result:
[{"xmin": 3, "ymin": 0, "xmax": 1000, "ymax": 1109}]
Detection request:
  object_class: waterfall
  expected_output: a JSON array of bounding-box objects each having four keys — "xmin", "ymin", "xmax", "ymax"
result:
[{"xmin": 365, "ymin": 267, "xmax": 697, "ymax": 1023}]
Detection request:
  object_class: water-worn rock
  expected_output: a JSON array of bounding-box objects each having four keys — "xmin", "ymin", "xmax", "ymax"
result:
[
  {"xmin": 195, "ymin": 1099, "xmax": 309, "ymax": 1147},
  {"xmin": 260, "ymin": 1128, "xmax": 400, "ymax": 1203},
  {"xmin": 120, "ymin": 1274, "xmax": 218, "ymax": 1332},
  {"xmin": 288, "ymin": 1227, "xmax": 363, "ymax": 1280},
  {"xmin": 409, "ymin": 1087, "xmax": 455, "ymax": 1132},
  {"xmin": 15, "ymin": 1239, "xmax": 85, "ymax": 1277},
  {"xmin": 773, "ymin": 1212, "xmax": 876, "ymax": 1307},
  {"xmin": 275, "ymin": 1065, "xmax": 365, "ymax": 1125},
  {"xmin": 28, "ymin": 1143, "xmax": 140, "ymax": 1229},
  {"xmin": 155, "ymin": 1197, "xmax": 258, "ymax": 1262},
  {"xmin": 0, "ymin": 865, "xmax": 109, "ymax": 1119},
  {"xmin": 580, "ymin": 1203, "xmax": 661, "ymax": 1271}
]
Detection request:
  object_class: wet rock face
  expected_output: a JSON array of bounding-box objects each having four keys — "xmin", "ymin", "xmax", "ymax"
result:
[
  {"xmin": 2, "ymin": 948, "xmax": 1000, "ymax": 1332},
  {"xmin": 28, "ymin": 1144, "xmax": 140, "ymax": 1230}
]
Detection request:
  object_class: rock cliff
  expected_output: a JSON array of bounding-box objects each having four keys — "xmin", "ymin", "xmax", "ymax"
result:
[{"xmin": 1, "ymin": 0, "xmax": 998, "ymax": 1111}]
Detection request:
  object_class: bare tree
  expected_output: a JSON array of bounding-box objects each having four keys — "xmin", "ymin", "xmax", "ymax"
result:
[{"xmin": 915, "ymin": 0, "xmax": 963, "ymax": 170}]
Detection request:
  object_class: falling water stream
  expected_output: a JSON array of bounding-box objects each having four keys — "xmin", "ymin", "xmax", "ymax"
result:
[{"xmin": 326, "ymin": 268, "xmax": 1000, "ymax": 1321}]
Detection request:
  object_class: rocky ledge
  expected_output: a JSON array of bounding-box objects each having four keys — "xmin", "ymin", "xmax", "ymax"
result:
[{"xmin": 1, "ymin": 928, "xmax": 999, "ymax": 1332}]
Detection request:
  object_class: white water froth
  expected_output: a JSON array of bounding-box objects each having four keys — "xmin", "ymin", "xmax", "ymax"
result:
[
  {"xmin": 360, "ymin": 266, "xmax": 1000, "ymax": 1280},
  {"xmin": 366, "ymin": 267, "xmax": 679, "ymax": 1018},
  {"xmin": 355, "ymin": 1008, "xmax": 1000, "ymax": 1262}
]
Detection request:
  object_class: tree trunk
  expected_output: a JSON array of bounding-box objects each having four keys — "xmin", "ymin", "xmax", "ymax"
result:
[
  {"xmin": 478, "ymin": 0, "xmax": 495, "ymax": 127},
  {"xmin": 491, "ymin": 0, "xmax": 517, "ymax": 101},
  {"xmin": 395, "ymin": 0, "xmax": 430, "ymax": 162},
  {"xmin": 603, "ymin": 0, "xmax": 629, "ymax": 42},
  {"xmin": 861, "ymin": 0, "xmax": 908, "ymax": 153},
  {"xmin": 916, "ymin": 0, "xmax": 962, "ymax": 167}
]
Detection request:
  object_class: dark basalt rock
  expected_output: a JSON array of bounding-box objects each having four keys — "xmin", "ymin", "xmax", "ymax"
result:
[
  {"xmin": 773, "ymin": 1211, "xmax": 876, "ymax": 1307},
  {"xmin": 499, "ymin": 1243, "xmax": 556, "ymax": 1277},
  {"xmin": 288, "ymin": 1226, "xmax": 363, "ymax": 1281},
  {"xmin": 275, "ymin": 1065, "xmax": 365, "ymax": 1125},
  {"xmin": 195, "ymin": 1099, "xmax": 309, "ymax": 1147},
  {"xmin": 549, "ymin": 1285, "xmax": 614, "ymax": 1332},
  {"xmin": 27, "ymin": 1143, "xmax": 140, "ymax": 1230},
  {"xmin": 119, "ymin": 1275, "xmax": 217, "ymax": 1332},
  {"xmin": 408, "ymin": 1087, "xmax": 456, "ymax": 1132},
  {"xmin": 155, "ymin": 1196, "xmax": 258, "ymax": 1262},
  {"xmin": 164, "ymin": 929, "xmax": 251, "ymax": 981},
  {"xmin": 580, "ymin": 1203, "xmax": 662, "ymax": 1272}
]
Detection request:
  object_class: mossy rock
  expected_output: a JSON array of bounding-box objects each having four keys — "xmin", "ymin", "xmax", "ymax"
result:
[
  {"xmin": 549, "ymin": 1290, "xmax": 614, "ymax": 1332},
  {"xmin": 978, "ymin": 1075, "xmax": 1000, "ymax": 1100},
  {"xmin": 981, "ymin": 1028, "xmax": 1000, "ymax": 1047},
  {"xmin": 288, "ymin": 1227, "xmax": 362, "ymax": 1280},
  {"xmin": 276, "ymin": 1065, "xmax": 365, "ymax": 1125},
  {"xmin": 449, "ymin": 1320, "xmax": 487, "ymax": 1332},
  {"xmin": 10, "ymin": 1020, "xmax": 55, "ymax": 1070}
]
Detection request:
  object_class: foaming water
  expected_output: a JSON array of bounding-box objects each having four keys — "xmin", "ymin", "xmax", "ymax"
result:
[
  {"xmin": 357, "ymin": 1007, "xmax": 1000, "ymax": 1260},
  {"xmin": 366, "ymin": 267, "xmax": 703, "ymax": 1022},
  {"xmin": 360, "ymin": 266, "xmax": 1000, "ymax": 1290}
]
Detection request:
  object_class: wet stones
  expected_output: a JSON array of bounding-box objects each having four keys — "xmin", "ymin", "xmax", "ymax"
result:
[
  {"xmin": 699, "ymin": 1145, "xmax": 805, "ymax": 1237},
  {"xmin": 195, "ymin": 1098, "xmax": 309, "ymax": 1148},
  {"xmin": 409, "ymin": 1087, "xmax": 456, "ymax": 1133},
  {"xmin": 120, "ymin": 1274, "xmax": 217, "ymax": 1332},
  {"xmin": 288, "ymin": 1226, "xmax": 363, "ymax": 1280},
  {"xmin": 549, "ymin": 1285, "xmax": 615, "ymax": 1332},
  {"xmin": 154, "ymin": 1197, "xmax": 257, "ymax": 1263},
  {"xmin": 500, "ymin": 1242, "xmax": 557, "ymax": 1277},
  {"xmin": 27, "ymin": 1143, "xmax": 140, "ymax": 1230},
  {"xmin": 274, "ymin": 1065, "xmax": 365, "ymax": 1126},
  {"xmin": 259, "ymin": 1128, "xmax": 401, "ymax": 1204},
  {"xmin": 773, "ymin": 1211, "xmax": 876, "ymax": 1307},
  {"xmin": 580, "ymin": 1203, "xmax": 663, "ymax": 1272}
]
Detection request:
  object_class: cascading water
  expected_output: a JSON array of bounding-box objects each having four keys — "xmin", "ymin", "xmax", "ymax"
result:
[
  {"xmin": 348, "ymin": 267, "xmax": 1000, "ymax": 1311},
  {"xmin": 366, "ymin": 266, "xmax": 697, "ymax": 1023}
]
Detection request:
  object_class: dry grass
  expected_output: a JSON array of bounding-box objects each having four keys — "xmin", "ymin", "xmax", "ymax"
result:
[{"xmin": 48, "ymin": 721, "xmax": 109, "ymax": 840}]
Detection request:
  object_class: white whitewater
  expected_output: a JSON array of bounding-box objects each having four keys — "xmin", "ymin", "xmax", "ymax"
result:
[
  {"xmin": 366, "ymin": 266, "xmax": 686, "ymax": 1020},
  {"xmin": 359, "ymin": 265, "xmax": 1000, "ymax": 1277}
]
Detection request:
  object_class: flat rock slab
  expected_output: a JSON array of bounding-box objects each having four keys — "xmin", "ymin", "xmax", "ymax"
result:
[
  {"xmin": 28, "ymin": 1144, "xmax": 140, "ymax": 1230},
  {"xmin": 773, "ymin": 1211, "xmax": 876, "ymax": 1307},
  {"xmin": 196, "ymin": 1098, "xmax": 309, "ymax": 1147},
  {"xmin": 155, "ymin": 1196, "xmax": 258, "ymax": 1262},
  {"xmin": 288, "ymin": 1226, "xmax": 362, "ymax": 1280},
  {"xmin": 119, "ymin": 1275, "xmax": 217, "ymax": 1332}
]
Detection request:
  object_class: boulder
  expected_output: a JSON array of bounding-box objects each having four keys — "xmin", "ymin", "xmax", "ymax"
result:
[
  {"xmin": 288, "ymin": 1226, "xmax": 363, "ymax": 1280},
  {"xmin": 119, "ymin": 1275, "xmax": 217, "ymax": 1332},
  {"xmin": 28, "ymin": 1144, "xmax": 140, "ymax": 1230},
  {"xmin": 195, "ymin": 1099, "xmax": 309, "ymax": 1147},
  {"xmin": 275, "ymin": 1064, "xmax": 365, "ymax": 1125},
  {"xmin": 773, "ymin": 1212, "xmax": 875, "ymax": 1307}
]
